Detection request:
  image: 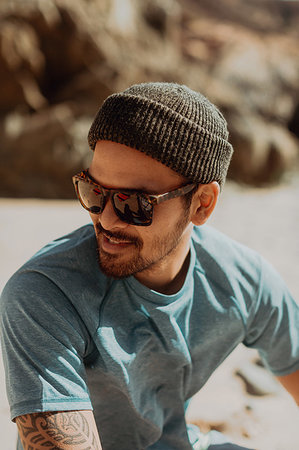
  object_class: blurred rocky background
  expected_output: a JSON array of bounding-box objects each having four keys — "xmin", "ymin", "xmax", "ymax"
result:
[
  {"xmin": 1, "ymin": 2, "xmax": 299, "ymax": 448},
  {"xmin": 1, "ymin": 0, "xmax": 299, "ymax": 198}
]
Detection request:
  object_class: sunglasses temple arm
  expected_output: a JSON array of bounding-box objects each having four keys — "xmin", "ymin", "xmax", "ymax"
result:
[{"xmin": 152, "ymin": 184, "xmax": 197, "ymax": 205}]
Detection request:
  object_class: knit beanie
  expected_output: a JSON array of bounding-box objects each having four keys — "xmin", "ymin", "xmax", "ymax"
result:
[{"xmin": 88, "ymin": 82, "xmax": 233, "ymax": 189}]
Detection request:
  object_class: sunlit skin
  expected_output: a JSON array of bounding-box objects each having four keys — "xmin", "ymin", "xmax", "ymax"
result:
[{"xmin": 88, "ymin": 140, "xmax": 219, "ymax": 294}]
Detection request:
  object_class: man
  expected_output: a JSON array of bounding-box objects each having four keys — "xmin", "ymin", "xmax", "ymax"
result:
[{"xmin": 0, "ymin": 82, "xmax": 298, "ymax": 450}]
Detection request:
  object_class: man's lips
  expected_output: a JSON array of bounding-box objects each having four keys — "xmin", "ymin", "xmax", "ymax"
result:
[
  {"xmin": 95, "ymin": 223, "xmax": 142, "ymax": 254},
  {"xmin": 100, "ymin": 231, "xmax": 137, "ymax": 254},
  {"xmin": 103, "ymin": 232, "xmax": 133, "ymax": 245}
]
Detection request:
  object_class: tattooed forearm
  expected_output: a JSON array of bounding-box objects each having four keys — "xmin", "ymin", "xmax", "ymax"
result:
[{"xmin": 16, "ymin": 410, "xmax": 102, "ymax": 449}]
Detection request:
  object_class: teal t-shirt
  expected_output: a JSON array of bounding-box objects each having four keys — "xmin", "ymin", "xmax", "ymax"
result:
[{"xmin": 1, "ymin": 224, "xmax": 298, "ymax": 449}]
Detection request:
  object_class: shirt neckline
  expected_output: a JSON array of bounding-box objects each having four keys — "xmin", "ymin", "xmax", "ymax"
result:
[{"xmin": 125, "ymin": 239, "xmax": 196, "ymax": 305}]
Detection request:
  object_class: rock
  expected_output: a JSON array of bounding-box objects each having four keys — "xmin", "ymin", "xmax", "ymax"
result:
[
  {"xmin": 0, "ymin": 18, "xmax": 46, "ymax": 112},
  {"xmin": 289, "ymin": 101, "xmax": 299, "ymax": 139},
  {"xmin": 0, "ymin": 104, "xmax": 91, "ymax": 198},
  {"xmin": 226, "ymin": 113, "xmax": 299, "ymax": 185}
]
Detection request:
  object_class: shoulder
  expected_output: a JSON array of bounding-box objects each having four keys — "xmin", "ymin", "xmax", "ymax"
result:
[
  {"xmin": 190, "ymin": 225, "xmax": 283, "ymax": 309},
  {"xmin": 1, "ymin": 224, "xmax": 96, "ymax": 289},
  {"xmin": 190, "ymin": 225, "xmax": 296, "ymax": 313},
  {"xmin": 8, "ymin": 223, "xmax": 96, "ymax": 275},
  {"xmin": 0, "ymin": 224, "xmax": 108, "ymax": 319},
  {"xmin": 191, "ymin": 224, "xmax": 262, "ymax": 275},
  {"xmin": 29, "ymin": 223, "xmax": 97, "ymax": 263}
]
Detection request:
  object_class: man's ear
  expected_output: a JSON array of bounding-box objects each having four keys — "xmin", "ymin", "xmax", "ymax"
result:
[{"xmin": 190, "ymin": 182, "xmax": 220, "ymax": 226}]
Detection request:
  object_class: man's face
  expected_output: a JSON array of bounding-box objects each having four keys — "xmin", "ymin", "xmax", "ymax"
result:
[{"xmin": 88, "ymin": 140, "xmax": 193, "ymax": 279}]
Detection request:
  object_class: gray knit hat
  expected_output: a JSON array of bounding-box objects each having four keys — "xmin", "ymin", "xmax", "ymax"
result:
[{"xmin": 88, "ymin": 82, "xmax": 233, "ymax": 189}]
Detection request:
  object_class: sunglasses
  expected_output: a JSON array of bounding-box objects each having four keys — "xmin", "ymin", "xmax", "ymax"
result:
[{"xmin": 72, "ymin": 170, "xmax": 196, "ymax": 226}]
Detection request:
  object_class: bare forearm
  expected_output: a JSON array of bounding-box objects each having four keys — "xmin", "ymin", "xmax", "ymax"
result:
[{"xmin": 16, "ymin": 410, "xmax": 102, "ymax": 449}]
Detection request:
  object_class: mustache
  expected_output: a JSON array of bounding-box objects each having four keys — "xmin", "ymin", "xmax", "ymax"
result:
[{"xmin": 95, "ymin": 223, "xmax": 143, "ymax": 248}]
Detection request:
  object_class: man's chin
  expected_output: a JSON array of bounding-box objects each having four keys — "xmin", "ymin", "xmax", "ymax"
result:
[{"xmin": 97, "ymin": 249, "xmax": 141, "ymax": 279}]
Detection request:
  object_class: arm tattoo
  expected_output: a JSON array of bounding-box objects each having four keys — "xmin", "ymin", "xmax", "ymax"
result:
[{"xmin": 16, "ymin": 411, "xmax": 101, "ymax": 449}]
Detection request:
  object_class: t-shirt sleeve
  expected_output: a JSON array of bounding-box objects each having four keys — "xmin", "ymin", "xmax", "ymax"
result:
[
  {"xmin": 0, "ymin": 269, "xmax": 93, "ymax": 421},
  {"xmin": 243, "ymin": 256, "xmax": 299, "ymax": 376}
]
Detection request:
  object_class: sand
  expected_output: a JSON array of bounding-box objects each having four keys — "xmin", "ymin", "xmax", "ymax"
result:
[{"xmin": 0, "ymin": 178, "xmax": 298, "ymax": 449}]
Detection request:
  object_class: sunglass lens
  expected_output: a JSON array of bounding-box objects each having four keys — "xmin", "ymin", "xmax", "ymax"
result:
[
  {"xmin": 77, "ymin": 180, "xmax": 104, "ymax": 214},
  {"xmin": 113, "ymin": 192, "xmax": 153, "ymax": 225}
]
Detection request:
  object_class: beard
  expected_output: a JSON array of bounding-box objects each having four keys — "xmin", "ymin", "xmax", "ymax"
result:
[{"xmin": 94, "ymin": 213, "xmax": 190, "ymax": 279}]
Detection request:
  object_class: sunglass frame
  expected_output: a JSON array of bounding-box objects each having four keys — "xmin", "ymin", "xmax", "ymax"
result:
[{"xmin": 72, "ymin": 170, "xmax": 197, "ymax": 225}]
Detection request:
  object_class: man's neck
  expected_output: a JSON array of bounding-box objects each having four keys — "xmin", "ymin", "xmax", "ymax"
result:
[{"xmin": 134, "ymin": 233, "xmax": 192, "ymax": 295}]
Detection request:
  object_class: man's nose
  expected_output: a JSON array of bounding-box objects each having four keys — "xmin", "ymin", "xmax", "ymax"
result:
[{"xmin": 97, "ymin": 197, "xmax": 128, "ymax": 230}]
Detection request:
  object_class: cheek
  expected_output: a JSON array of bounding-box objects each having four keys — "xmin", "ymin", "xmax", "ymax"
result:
[
  {"xmin": 152, "ymin": 200, "xmax": 184, "ymax": 226},
  {"xmin": 89, "ymin": 213, "xmax": 98, "ymax": 227}
]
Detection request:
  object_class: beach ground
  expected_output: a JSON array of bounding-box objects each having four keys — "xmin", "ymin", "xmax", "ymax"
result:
[{"xmin": 0, "ymin": 179, "xmax": 298, "ymax": 449}]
